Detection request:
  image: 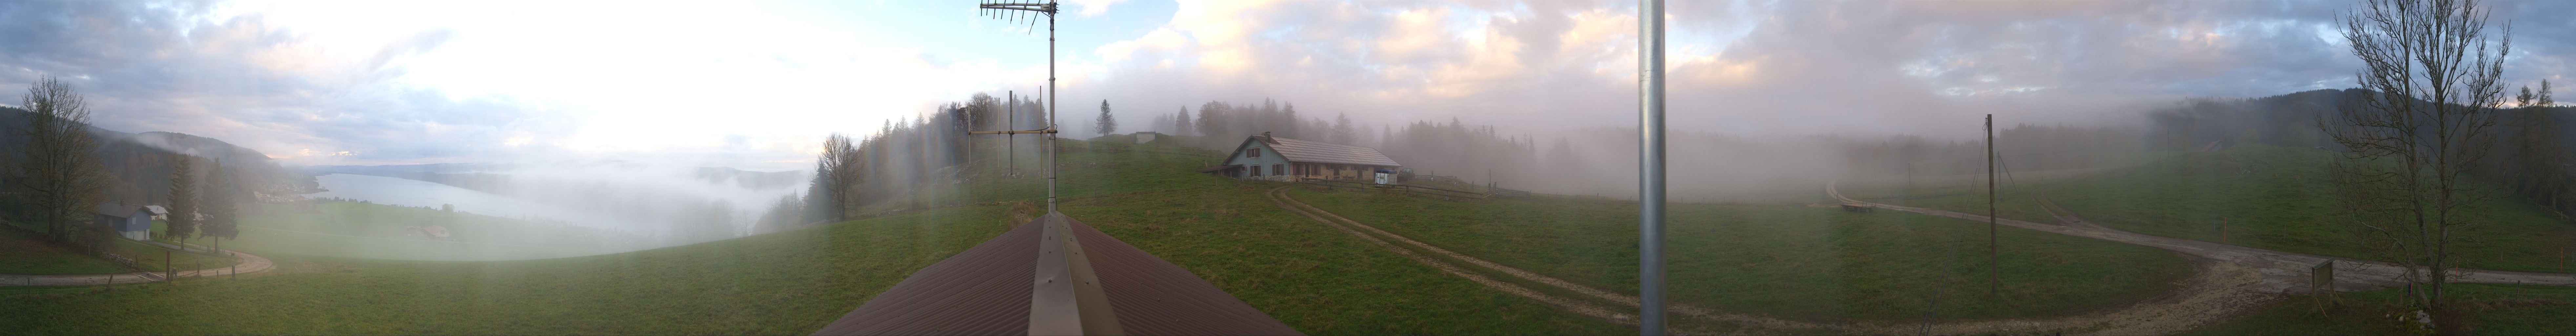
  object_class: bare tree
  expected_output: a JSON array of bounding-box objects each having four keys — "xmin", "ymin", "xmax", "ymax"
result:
[
  {"xmin": 1094, "ymin": 100, "xmax": 1117, "ymax": 136},
  {"xmin": 2325, "ymin": 0, "xmax": 2512, "ymax": 318},
  {"xmin": 166, "ymin": 153, "xmax": 198, "ymax": 246},
  {"xmin": 802, "ymin": 133, "xmax": 862, "ymax": 223},
  {"xmin": 12, "ymin": 75, "xmax": 112, "ymax": 249}
]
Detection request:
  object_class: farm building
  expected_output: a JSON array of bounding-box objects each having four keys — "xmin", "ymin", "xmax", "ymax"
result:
[
  {"xmin": 1200, "ymin": 132, "xmax": 1401, "ymax": 182},
  {"xmin": 1132, "ymin": 131, "xmax": 1160, "ymax": 144},
  {"xmin": 143, "ymin": 205, "xmax": 170, "ymax": 220},
  {"xmin": 95, "ymin": 202, "xmax": 155, "ymax": 241}
]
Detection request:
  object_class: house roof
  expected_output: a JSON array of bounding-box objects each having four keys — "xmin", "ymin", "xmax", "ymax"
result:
[
  {"xmin": 1247, "ymin": 135, "xmax": 1400, "ymax": 167},
  {"xmin": 143, "ymin": 205, "xmax": 169, "ymax": 215},
  {"xmin": 811, "ymin": 214, "xmax": 1300, "ymax": 335},
  {"xmin": 96, "ymin": 202, "xmax": 145, "ymax": 218}
]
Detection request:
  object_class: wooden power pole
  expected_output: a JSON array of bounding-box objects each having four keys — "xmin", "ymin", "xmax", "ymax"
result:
[{"xmin": 1987, "ymin": 114, "xmax": 1999, "ymax": 297}]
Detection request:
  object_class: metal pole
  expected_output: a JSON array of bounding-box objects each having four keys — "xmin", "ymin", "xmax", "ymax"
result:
[
  {"xmin": 1045, "ymin": 3, "xmax": 1058, "ymax": 213},
  {"xmin": 1010, "ymin": 91, "xmax": 1017, "ymax": 178},
  {"xmin": 1637, "ymin": 1, "xmax": 1667, "ymax": 334}
]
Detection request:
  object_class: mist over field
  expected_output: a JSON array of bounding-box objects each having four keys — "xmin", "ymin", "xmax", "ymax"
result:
[{"xmin": 4, "ymin": 1, "xmax": 2576, "ymax": 335}]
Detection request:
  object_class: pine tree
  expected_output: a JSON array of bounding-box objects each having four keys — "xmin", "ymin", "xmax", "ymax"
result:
[
  {"xmin": 1332, "ymin": 113, "xmax": 1356, "ymax": 144},
  {"xmin": 1282, "ymin": 102, "xmax": 1299, "ymax": 137},
  {"xmin": 1174, "ymin": 107, "xmax": 1193, "ymax": 136},
  {"xmin": 1094, "ymin": 100, "xmax": 1117, "ymax": 136},
  {"xmin": 200, "ymin": 159, "xmax": 241, "ymax": 250},
  {"xmin": 165, "ymin": 153, "xmax": 198, "ymax": 246}
]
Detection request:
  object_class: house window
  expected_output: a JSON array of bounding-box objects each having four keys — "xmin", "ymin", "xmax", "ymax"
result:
[
  {"xmin": 1247, "ymin": 148, "xmax": 1261, "ymax": 158},
  {"xmin": 1273, "ymin": 164, "xmax": 1284, "ymax": 176}
]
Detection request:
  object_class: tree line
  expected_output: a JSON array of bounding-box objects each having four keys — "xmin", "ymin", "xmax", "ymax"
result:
[{"xmin": 5, "ymin": 75, "xmax": 251, "ymax": 253}]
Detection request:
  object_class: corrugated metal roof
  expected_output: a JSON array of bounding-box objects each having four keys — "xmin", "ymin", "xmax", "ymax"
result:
[
  {"xmin": 1072, "ymin": 218, "xmax": 1302, "ymax": 335},
  {"xmin": 1256, "ymin": 136, "xmax": 1401, "ymax": 167},
  {"xmin": 812, "ymin": 214, "xmax": 1301, "ymax": 336},
  {"xmin": 812, "ymin": 222, "xmax": 1039, "ymax": 335}
]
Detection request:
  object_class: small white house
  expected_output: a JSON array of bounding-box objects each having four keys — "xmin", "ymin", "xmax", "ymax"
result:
[
  {"xmin": 95, "ymin": 202, "xmax": 154, "ymax": 241},
  {"xmin": 1132, "ymin": 132, "xmax": 1161, "ymax": 144},
  {"xmin": 142, "ymin": 205, "xmax": 170, "ymax": 220}
]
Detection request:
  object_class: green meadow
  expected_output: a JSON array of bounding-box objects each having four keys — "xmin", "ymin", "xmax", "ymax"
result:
[
  {"xmin": 1287, "ymin": 188, "xmax": 2196, "ymax": 323},
  {"xmin": 1858, "ymin": 145, "xmax": 2576, "ymax": 273}
]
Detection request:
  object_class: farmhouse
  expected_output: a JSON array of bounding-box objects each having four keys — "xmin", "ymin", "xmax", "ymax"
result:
[
  {"xmin": 143, "ymin": 205, "xmax": 170, "ymax": 220},
  {"xmin": 1132, "ymin": 131, "xmax": 1160, "ymax": 144},
  {"xmin": 1200, "ymin": 132, "xmax": 1401, "ymax": 182},
  {"xmin": 95, "ymin": 202, "xmax": 154, "ymax": 241}
]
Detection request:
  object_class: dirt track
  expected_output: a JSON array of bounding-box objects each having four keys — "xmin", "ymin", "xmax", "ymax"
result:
[
  {"xmin": 1826, "ymin": 181, "xmax": 2576, "ymax": 292},
  {"xmin": 1267, "ymin": 185, "xmax": 2362, "ymax": 335}
]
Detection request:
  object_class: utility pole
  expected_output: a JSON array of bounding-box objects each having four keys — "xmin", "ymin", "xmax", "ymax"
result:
[
  {"xmin": 1986, "ymin": 114, "xmax": 1999, "ymax": 297},
  {"xmin": 1637, "ymin": 0, "xmax": 1668, "ymax": 334}
]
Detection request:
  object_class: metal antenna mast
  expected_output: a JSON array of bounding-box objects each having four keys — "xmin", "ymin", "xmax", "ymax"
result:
[
  {"xmin": 1637, "ymin": 0, "xmax": 1668, "ymax": 335},
  {"xmin": 972, "ymin": 0, "xmax": 1062, "ymax": 212}
]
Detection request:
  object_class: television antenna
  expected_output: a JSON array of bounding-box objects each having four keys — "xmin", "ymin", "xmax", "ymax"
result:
[{"xmin": 969, "ymin": 0, "xmax": 1062, "ymax": 212}]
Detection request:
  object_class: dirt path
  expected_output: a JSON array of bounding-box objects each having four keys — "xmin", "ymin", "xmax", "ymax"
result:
[
  {"xmin": 1270, "ymin": 186, "xmax": 2308, "ymax": 335},
  {"xmin": 1, "ymin": 250, "xmax": 274, "ymax": 286},
  {"xmin": 1827, "ymin": 181, "xmax": 2576, "ymax": 292}
]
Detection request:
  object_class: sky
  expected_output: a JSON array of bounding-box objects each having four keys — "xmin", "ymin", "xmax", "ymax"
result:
[{"xmin": 0, "ymin": 0, "xmax": 2568, "ymax": 170}]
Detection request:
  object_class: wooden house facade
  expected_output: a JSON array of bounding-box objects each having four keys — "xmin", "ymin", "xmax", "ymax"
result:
[{"xmin": 1201, "ymin": 133, "xmax": 1402, "ymax": 182}]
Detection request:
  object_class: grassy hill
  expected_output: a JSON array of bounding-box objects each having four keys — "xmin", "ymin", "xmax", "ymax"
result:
[
  {"xmin": 1, "ymin": 225, "xmax": 238, "ymax": 275},
  {"xmin": 1286, "ymin": 189, "xmax": 2195, "ymax": 323},
  {"xmin": 0, "ymin": 139, "xmax": 1628, "ymax": 335},
  {"xmin": 1856, "ymin": 145, "xmax": 2576, "ymax": 273}
]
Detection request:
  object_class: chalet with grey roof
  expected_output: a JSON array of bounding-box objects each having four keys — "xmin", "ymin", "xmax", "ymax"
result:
[{"xmin": 1201, "ymin": 132, "xmax": 1401, "ymax": 182}]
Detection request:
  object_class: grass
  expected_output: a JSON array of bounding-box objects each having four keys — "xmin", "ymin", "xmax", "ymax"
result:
[
  {"xmin": 2187, "ymin": 283, "xmax": 2576, "ymax": 335},
  {"xmin": 0, "ymin": 224, "xmax": 239, "ymax": 274},
  {"xmin": 1859, "ymin": 145, "xmax": 2576, "ymax": 273},
  {"xmin": 0, "ymin": 229, "xmax": 130, "ymax": 274},
  {"xmin": 0, "ymin": 206, "xmax": 1016, "ymax": 335},
  {"xmin": 1865, "ymin": 144, "xmax": 2576, "ymax": 273},
  {"xmin": 0, "ymin": 138, "xmax": 1631, "ymax": 335},
  {"xmin": 1287, "ymin": 188, "xmax": 2197, "ymax": 323},
  {"xmin": 219, "ymin": 201, "xmax": 640, "ymax": 261}
]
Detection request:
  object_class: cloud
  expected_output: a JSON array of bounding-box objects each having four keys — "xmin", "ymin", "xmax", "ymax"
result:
[
  {"xmin": 1072, "ymin": 0, "xmax": 2575, "ymax": 140},
  {"xmin": 1067, "ymin": 0, "xmax": 1125, "ymax": 17},
  {"xmin": 0, "ymin": 1, "xmax": 570, "ymax": 165},
  {"xmin": 5, "ymin": 0, "xmax": 2571, "ymax": 170}
]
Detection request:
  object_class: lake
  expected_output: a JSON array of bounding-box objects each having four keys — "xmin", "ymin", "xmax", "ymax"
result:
[{"xmin": 304, "ymin": 173, "xmax": 623, "ymax": 231}]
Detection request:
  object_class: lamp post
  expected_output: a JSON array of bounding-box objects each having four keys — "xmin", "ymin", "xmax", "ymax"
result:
[{"xmin": 972, "ymin": 1, "xmax": 1062, "ymax": 213}]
